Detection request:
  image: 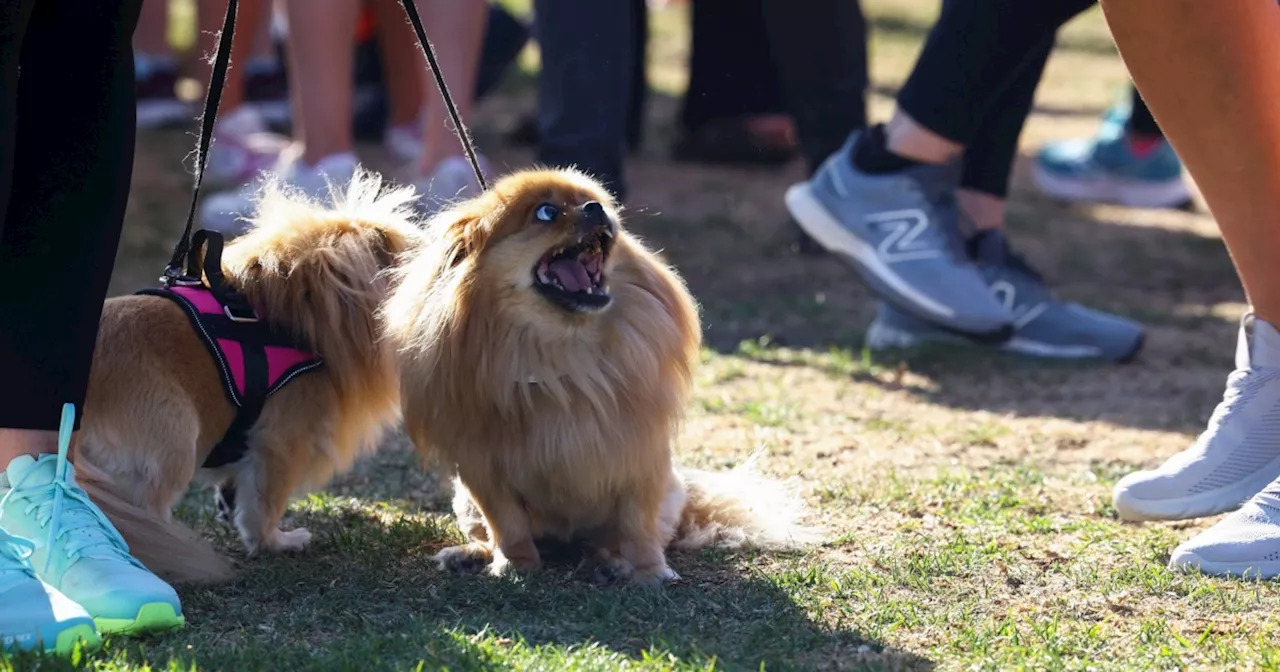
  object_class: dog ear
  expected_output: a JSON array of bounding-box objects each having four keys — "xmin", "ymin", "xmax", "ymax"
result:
[
  {"xmin": 437, "ymin": 206, "xmax": 489, "ymax": 269},
  {"xmin": 371, "ymin": 229, "xmax": 399, "ymax": 270}
]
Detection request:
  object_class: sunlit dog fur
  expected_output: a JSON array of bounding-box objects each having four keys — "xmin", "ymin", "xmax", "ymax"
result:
[
  {"xmin": 384, "ymin": 168, "xmax": 819, "ymax": 586},
  {"xmin": 73, "ymin": 168, "xmax": 423, "ymax": 584}
]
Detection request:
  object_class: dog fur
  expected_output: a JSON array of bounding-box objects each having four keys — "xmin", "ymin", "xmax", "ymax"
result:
[
  {"xmin": 74, "ymin": 168, "xmax": 423, "ymax": 584},
  {"xmin": 384, "ymin": 168, "xmax": 818, "ymax": 586}
]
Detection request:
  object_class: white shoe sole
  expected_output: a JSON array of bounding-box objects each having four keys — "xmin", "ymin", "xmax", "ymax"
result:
[
  {"xmin": 1112, "ymin": 462, "xmax": 1280, "ymax": 522},
  {"xmin": 1169, "ymin": 548, "xmax": 1280, "ymax": 580},
  {"xmin": 865, "ymin": 319, "xmax": 1106, "ymax": 359},
  {"xmin": 786, "ymin": 183, "xmax": 962, "ymax": 325},
  {"xmin": 1032, "ymin": 164, "xmax": 1191, "ymax": 209}
]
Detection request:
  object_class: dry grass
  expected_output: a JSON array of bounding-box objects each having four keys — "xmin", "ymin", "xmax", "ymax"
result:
[{"xmin": 11, "ymin": 1, "xmax": 1279, "ymax": 670}]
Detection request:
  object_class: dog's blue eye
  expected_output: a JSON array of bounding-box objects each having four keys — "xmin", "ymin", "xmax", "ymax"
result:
[{"xmin": 534, "ymin": 203, "xmax": 559, "ymax": 223}]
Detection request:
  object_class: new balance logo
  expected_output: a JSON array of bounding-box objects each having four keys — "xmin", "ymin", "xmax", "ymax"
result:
[
  {"xmin": 990, "ymin": 280, "xmax": 1048, "ymax": 329},
  {"xmin": 864, "ymin": 209, "xmax": 943, "ymax": 263}
]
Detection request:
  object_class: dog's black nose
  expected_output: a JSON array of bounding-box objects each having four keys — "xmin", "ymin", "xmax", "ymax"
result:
[{"xmin": 577, "ymin": 201, "xmax": 615, "ymax": 238}]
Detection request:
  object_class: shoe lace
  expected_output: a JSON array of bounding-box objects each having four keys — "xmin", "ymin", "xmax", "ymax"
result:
[
  {"xmin": 0, "ymin": 528, "xmax": 36, "ymax": 577},
  {"xmin": 0, "ymin": 405, "xmax": 133, "ymax": 574}
]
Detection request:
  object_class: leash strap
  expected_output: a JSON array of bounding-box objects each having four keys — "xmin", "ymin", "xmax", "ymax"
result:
[
  {"xmin": 163, "ymin": 0, "xmax": 482, "ymax": 285},
  {"xmin": 398, "ymin": 0, "xmax": 488, "ymax": 191},
  {"xmin": 165, "ymin": 0, "xmax": 238, "ymax": 283}
]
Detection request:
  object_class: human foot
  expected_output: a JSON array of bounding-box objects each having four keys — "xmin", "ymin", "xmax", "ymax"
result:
[
  {"xmin": 0, "ymin": 405, "xmax": 184, "ymax": 636},
  {"xmin": 0, "ymin": 528, "xmax": 100, "ymax": 655},
  {"xmin": 1114, "ymin": 314, "xmax": 1280, "ymax": 521}
]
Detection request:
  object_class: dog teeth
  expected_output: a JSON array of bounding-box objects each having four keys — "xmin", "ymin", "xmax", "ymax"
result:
[{"xmin": 537, "ymin": 268, "xmax": 551, "ymax": 285}]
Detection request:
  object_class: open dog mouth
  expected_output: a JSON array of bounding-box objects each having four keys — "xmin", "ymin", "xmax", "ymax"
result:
[{"xmin": 533, "ymin": 231, "xmax": 612, "ymax": 313}]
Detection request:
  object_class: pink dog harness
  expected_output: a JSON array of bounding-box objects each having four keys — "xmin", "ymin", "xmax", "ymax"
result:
[{"xmin": 138, "ymin": 230, "xmax": 324, "ymax": 469}]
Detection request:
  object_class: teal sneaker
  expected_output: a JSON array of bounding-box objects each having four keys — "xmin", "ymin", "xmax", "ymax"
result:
[
  {"xmin": 1, "ymin": 528, "xmax": 100, "ymax": 655},
  {"xmin": 0, "ymin": 404, "xmax": 185, "ymax": 636},
  {"xmin": 865, "ymin": 231, "xmax": 1145, "ymax": 363},
  {"xmin": 1033, "ymin": 103, "xmax": 1191, "ymax": 209}
]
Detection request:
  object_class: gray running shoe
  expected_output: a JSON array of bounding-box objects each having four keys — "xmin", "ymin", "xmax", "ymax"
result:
[
  {"xmin": 865, "ymin": 230, "xmax": 1145, "ymax": 363},
  {"xmin": 785, "ymin": 132, "xmax": 1014, "ymax": 342}
]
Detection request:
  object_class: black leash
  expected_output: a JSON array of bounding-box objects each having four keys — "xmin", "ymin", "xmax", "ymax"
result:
[
  {"xmin": 162, "ymin": 0, "xmax": 487, "ymax": 285},
  {"xmin": 164, "ymin": 0, "xmax": 238, "ymax": 284},
  {"xmin": 397, "ymin": 0, "xmax": 488, "ymax": 191}
]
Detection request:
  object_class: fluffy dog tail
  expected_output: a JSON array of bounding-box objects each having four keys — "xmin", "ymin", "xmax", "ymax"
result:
[
  {"xmin": 672, "ymin": 456, "xmax": 822, "ymax": 551},
  {"xmin": 75, "ymin": 458, "xmax": 235, "ymax": 585}
]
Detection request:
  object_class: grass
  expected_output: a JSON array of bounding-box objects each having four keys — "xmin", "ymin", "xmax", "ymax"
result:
[{"xmin": 9, "ymin": 0, "xmax": 1279, "ymax": 670}]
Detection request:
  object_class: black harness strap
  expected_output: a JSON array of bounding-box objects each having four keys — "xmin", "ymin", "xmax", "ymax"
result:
[{"xmin": 141, "ymin": 231, "xmax": 316, "ymax": 469}]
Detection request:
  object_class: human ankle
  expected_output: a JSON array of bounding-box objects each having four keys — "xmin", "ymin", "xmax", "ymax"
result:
[
  {"xmin": 884, "ymin": 111, "xmax": 964, "ymax": 165},
  {"xmin": 1241, "ymin": 313, "xmax": 1280, "ymax": 369},
  {"xmin": 957, "ymin": 189, "xmax": 1006, "ymax": 235},
  {"xmin": 0, "ymin": 430, "xmax": 57, "ymax": 469}
]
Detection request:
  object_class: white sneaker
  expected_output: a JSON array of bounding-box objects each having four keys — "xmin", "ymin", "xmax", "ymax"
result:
[
  {"xmin": 384, "ymin": 121, "xmax": 423, "ymax": 163},
  {"xmin": 414, "ymin": 155, "xmax": 491, "ymax": 216},
  {"xmin": 1113, "ymin": 314, "xmax": 1280, "ymax": 521},
  {"xmin": 205, "ymin": 106, "xmax": 290, "ymax": 188},
  {"xmin": 199, "ymin": 150, "xmax": 360, "ymax": 235},
  {"xmin": 1169, "ymin": 481, "xmax": 1280, "ymax": 579}
]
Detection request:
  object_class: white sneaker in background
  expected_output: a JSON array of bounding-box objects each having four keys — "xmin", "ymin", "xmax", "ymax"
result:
[
  {"xmin": 413, "ymin": 155, "xmax": 491, "ymax": 216},
  {"xmin": 199, "ymin": 150, "xmax": 360, "ymax": 235},
  {"xmin": 205, "ymin": 106, "xmax": 290, "ymax": 188},
  {"xmin": 385, "ymin": 121, "xmax": 423, "ymax": 164}
]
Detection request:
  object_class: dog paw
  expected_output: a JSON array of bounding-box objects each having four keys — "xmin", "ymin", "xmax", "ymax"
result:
[
  {"xmin": 263, "ymin": 527, "xmax": 313, "ymax": 553},
  {"xmin": 631, "ymin": 564, "xmax": 680, "ymax": 588},
  {"xmin": 588, "ymin": 556, "xmax": 635, "ymax": 587},
  {"xmin": 434, "ymin": 543, "xmax": 493, "ymax": 575},
  {"xmin": 488, "ymin": 551, "xmax": 541, "ymax": 577},
  {"xmin": 213, "ymin": 485, "xmax": 237, "ymax": 526}
]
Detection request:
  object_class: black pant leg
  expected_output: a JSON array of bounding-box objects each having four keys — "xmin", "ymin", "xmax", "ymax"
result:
[{"xmin": 0, "ymin": 0, "xmax": 144, "ymax": 430}]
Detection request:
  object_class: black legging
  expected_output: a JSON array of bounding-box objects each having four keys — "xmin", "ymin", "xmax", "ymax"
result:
[
  {"xmin": 0, "ymin": 0, "xmax": 142, "ymax": 431},
  {"xmin": 764, "ymin": 0, "xmax": 1105, "ymax": 196},
  {"xmin": 762, "ymin": 0, "xmax": 869, "ymax": 175},
  {"xmin": 895, "ymin": 0, "xmax": 1097, "ymax": 197},
  {"xmin": 1127, "ymin": 85, "xmax": 1161, "ymax": 137},
  {"xmin": 680, "ymin": 0, "xmax": 789, "ymax": 132}
]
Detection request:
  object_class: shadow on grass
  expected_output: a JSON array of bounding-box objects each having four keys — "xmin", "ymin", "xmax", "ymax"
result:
[{"xmin": 10, "ymin": 497, "xmax": 931, "ymax": 671}]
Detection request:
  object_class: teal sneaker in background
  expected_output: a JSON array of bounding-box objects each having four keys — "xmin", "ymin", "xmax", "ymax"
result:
[
  {"xmin": 0, "ymin": 404, "xmax": 185, "ymax": 636},
  {"xmin": 1, "ymin": 528, "xmax": 100, "ymax": 655},
  {"xmin": 865, "ymin": 231, "xmax": 1145, "ymax": 363},
  {"xmin": 1033, "ymin": 103, "xmax": 1190, "ymax": 209}
]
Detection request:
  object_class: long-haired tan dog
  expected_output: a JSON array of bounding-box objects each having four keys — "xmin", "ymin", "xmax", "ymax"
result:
[
  {"xmin": 74, "ymin": 169, "xmax": 423, "ymax": 584},
  {"xmin": 384, "ymin": 168, "xmax": 818, "ymax": 585}
]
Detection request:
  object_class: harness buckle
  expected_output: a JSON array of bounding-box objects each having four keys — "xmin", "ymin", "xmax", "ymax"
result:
[{"xmin": 224, "ymin": 304, "xmax": 260, "ymax": 323}]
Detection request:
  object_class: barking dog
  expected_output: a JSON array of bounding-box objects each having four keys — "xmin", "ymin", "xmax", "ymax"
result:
[{"xmin": 385, "ymin": 168, "xmax": 818, "ymax": 585}]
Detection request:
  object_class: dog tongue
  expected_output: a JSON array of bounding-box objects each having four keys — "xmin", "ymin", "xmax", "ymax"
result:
[{"xmin": 549, "ymin": 258, "xmax": 592, "ymax": 293}]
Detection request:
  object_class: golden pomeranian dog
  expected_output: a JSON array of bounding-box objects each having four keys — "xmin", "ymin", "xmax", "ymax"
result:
[
  {"xmin": 72, "ymin": 168, "xmax": 424, "ymax": 584},
  {"xmin": 384, "ymin": 168, "xmax": 818, "ymax": 586}
]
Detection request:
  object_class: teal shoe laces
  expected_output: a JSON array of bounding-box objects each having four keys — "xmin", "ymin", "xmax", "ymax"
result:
[{"xmin": 0, "ymin": 404, "xmax": 134, "ymax": 574}]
